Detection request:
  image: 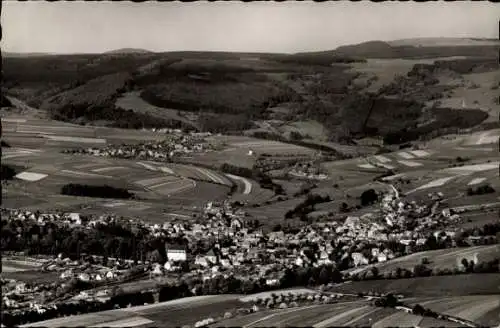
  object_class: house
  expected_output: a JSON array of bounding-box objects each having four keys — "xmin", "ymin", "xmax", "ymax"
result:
[
  {"xmin": 266, "ymin": 278, "xmax": 280, "ymax": 286},
  {"xmin": 152, "ymin": 264, "xmax": 163, "ymax": 276},
  {"xmin": 371, "ymin": 248, "xmax": 381, "ymax": 257},
  {"xmin": 105, "ymin": 271, "xmax": 116, "ymax": 280},
  {"xmin": 230, "ymin": 218, "xmax": 243, "ymax": 230},
  {"xmin": 164, "ymin": 261, "xmax": 179, "ymax": 272},
  {"xmin": 68, "ymin": 213, "xmax": 82, "ymax": 225},
  {"xmin": 166, "ymin": 248, "xmax": 187, "ymax": 262},
  {"xmin": 195, "ymin": 256, "xmax": 209, "ymax": 268},
  {"xmin": 78, "ymin": 273, "xmax": 90, "ymax": 282},
  {"xmin": 220, "ymin": 259, "xmax": 231, "ymax": 268},
  {"xmin": 60, "ymin": 270, "xmax": 73, "ymax": 280},
  {"xmin": 15, "ymin": 283, "xmax": 27, "ymax": 293},
  {"xmin": 351, "ymin": 253, "xmax": 369, "ymax": 267},
  {"xmin": 377, "ymin": 253, "xmax": 388, "ymax": 263},
  {"xmin": 317, "ymin": 251, "xmax": 331, "ymax": 265},
  {"xmin": 205, "ymin": 249, "xmax": 218, "ymax": 264}
]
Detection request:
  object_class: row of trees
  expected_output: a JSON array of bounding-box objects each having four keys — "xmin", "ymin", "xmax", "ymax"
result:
[
  {"xmin": 466, "ymin": 184, "xmax": 495, "ymax": 196},
  {"xmin": 1, "ymin": 218, "xmax": 166, "ymax": 263},
  {"xmin": 60, "ymin": 183, "xmax": 136, "ymax": 200},
  {"xmin": 52, "ymin": 103, "xmax": 195, "ymax": 131}
]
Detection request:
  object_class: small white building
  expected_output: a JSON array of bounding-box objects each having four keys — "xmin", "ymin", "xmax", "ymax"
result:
[
  {"xmin": 166, "ymin": 249, "xmax": 187, "ymax": 262},
  {"xmin": 152, "ymin": 264, "xmax": 163, "ymax": 276},
  {"xmin": 351, "ymin": 252, "xmax": 369, "ymax": 267},
  {"xmin": 377, "ymin": 253, "xmax": 388, "ymax": 263},
  {"xmin": 78, "ymin": 273, "xmax": 90, "ymax": 282},
  {"xmin": 195, "ymin": 256, "xmax": 209, "ymax": 268},
  {"xmin": 105, "ymin": 271, "xmax": 116, "ymax": 280}
]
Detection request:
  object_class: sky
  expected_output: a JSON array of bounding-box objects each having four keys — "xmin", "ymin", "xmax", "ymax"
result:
[{"xmin": 2, "ymin": 1, "xmax": 499, "ymax": 54}]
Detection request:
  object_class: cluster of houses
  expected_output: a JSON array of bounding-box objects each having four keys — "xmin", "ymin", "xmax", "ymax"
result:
[
  {"xmin": 45, "ymin": 254, "xmax": 123, "ymax": 283},
  {"xmin": 139, "ymin": 191, "xmax": 465, "ymax": 283},
  {"xmin": 61, "ymin": 133, "xmax": 221, "ymax": 161},
  {"xmin": 288, "ymin": 161, "xmax": 329, "ymax": 181},
  {"xmin": 1, "ymin": 183, "xmax": 479, "ymax": 314},
  {"xmin": 2, "ymin": 279, "xmax": 58, "ymax": 312}
]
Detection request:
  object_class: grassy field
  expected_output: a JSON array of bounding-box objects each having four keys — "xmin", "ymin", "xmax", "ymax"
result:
[
  {"xmin": 115, "ymin": 91, "xmax": 199, "ymax": 129},
  {"xmin": 212, "ymin": 301, "xmax": 457, "ymax": 328},
  {"xmin": 1, "ymin": 269, "xmax": 61, "ymax": 284},
  {"xmin": 1, "ymin": 115, "xmax": 236, "ymax": 220},
  {"xmin": 349, "ymin": 245, "xmax": 500, "ymax": 276},
  {"xmin": 349, "ymin": 57, "xmax": 467, "ymax": 93},
  {"xmin": 330, "ymin": 274, "xmax": 500, "ymax": 297},
  {"xmin": 407, "ymin": 295, "xmax": 500, "ymax": 327},
  {"xmin": 432, "ymin": 70, "xmax": 500, "ymax": 123},
  {"xmin": 22, "ymin": 295, "xmax": 244, "ymax": 328}
]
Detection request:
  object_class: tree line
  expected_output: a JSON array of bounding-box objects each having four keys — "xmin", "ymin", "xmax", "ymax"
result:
[{"xmin": 60, "ymin": 183, "xmax": 136, "ymax": 200}]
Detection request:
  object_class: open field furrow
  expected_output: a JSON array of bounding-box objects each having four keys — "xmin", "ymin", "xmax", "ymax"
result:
[
  {"xmin": 372, "ymin": 311, "xmax": 423, "ymax": 328},
  {"xmin": 313, "ymin": 305, "xmax": 370, "ymax": 327}
]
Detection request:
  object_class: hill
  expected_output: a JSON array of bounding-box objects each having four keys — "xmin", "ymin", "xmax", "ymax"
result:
[
  {"xmin": 3, "ymin": 52, "xmax": 55, "ymax": 58},
  {"xmin": 105, "ymin": 48, "xmax": 154, "ymax": 54},
  {"xmin": 3, "ymin": 37, "xmax": 498, "ymax": 141},
  {"xmin": 332, "ymin": 39, "xmax": 499, "ymax": 59}
]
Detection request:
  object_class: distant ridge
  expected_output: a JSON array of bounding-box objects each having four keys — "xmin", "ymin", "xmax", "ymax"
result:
[
  {"xmin": 104, "ymin": 48, "xmax": 154, "ymax": 54},
  {"xmin": 3, "ymin": 52, "xmax": 54, "ymax": 58}
]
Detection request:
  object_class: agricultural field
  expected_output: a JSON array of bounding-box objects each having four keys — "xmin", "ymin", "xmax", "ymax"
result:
[
  {"xmin": 348, "ymin": 245, "xmax": 500, "ymax": 276},
  {"xmin": 1, "ymin": 114, "xmax": 241, "ymax": 219},
  {"xmin": 22, "ymin": 295, "xmax": 244, "ymax": 328},
  {"xmin": 213, "ymin": 301, "xmax": 458, "ymax": 328},
  {"xmin": 407, "ymin": 295, "xmax": 500, "ymax": 327},
  {"xmin": 330, "ymin": 274, "xmax": 500, "ymax": 297},
  {"xmin": 115, "ymin": 91, "xmax": 199, "ymax": 129},
  {"xmin": 349, "ymin": 57, "xmax": 467, "ymax": 93},
  {"xmin": 432, "ymin": 69, "xmax": 500, "ymax": 123}
]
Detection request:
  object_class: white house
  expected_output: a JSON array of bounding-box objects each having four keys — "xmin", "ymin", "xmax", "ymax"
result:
[
  {"xmin": 60, "ymin": 270, "xmax": 73, "ymax": 279},
  {"xmin": 266, "ymin": 278, "xmax": 280, "ymax": 286},
  {"xmin": 105, "ymin": 271, "xmax": 116, "ymax": 280},
  {"xmin": 377, "ymin": 253, "xmax": 388, "ymax": 263},
  {"xmin": 166, "ymin": 248, "xmax": 187, "ymax": 262},
  {"xmin": 78, "ymin": 273, "xmax": 90, "ymax": 282},
  {"xmin": 68, "ymin": 213, "xmax": 82, "ymax": 225},
  {"xmin": 351, "ymin": 252, "xmax": 369, "ymax": 267},
  {"xmin": 152, "ymin": 264, "xmax": 163, "ymax": 276},
  {"xmin": 163, "ymin": 261, "xmax": 174, "ymax": 271}
]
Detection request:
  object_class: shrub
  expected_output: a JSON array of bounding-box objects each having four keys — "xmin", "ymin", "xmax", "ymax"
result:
[
  {"xmin": 1, "ymin": 164, "xmax": 19, "ymax": 180},
  {"xmin": 360, "ymin": 189, "xmax": 378, "ymax": 206},
  {"xmin": 467, "ymin": 184, "xmax": 495, "ymax": 196}
]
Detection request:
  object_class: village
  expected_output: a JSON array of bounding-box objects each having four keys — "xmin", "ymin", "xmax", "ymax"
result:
[
  {"xmin": 62, "ymin": 131, "xmax": 221, "ymax": 161},
  {"xmin": 2, "ymin": 185, "xmax": 494, "ymax": 316}
]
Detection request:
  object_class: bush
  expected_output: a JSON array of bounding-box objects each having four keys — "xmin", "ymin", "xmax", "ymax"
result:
[
  {"xmin": 1, "ymin": 164, "xmax": 19, "ymax": 180},
  {"xmin": 467, "ymin": 184, "xmax": 495, "ymax": 196},
  {"xmin": 289, "ymin": 131, "xmax": 304, "ymax": 141},
  {"xmin": 360, "ymin": 189, "xmax": 378, "ymax": 206}
]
